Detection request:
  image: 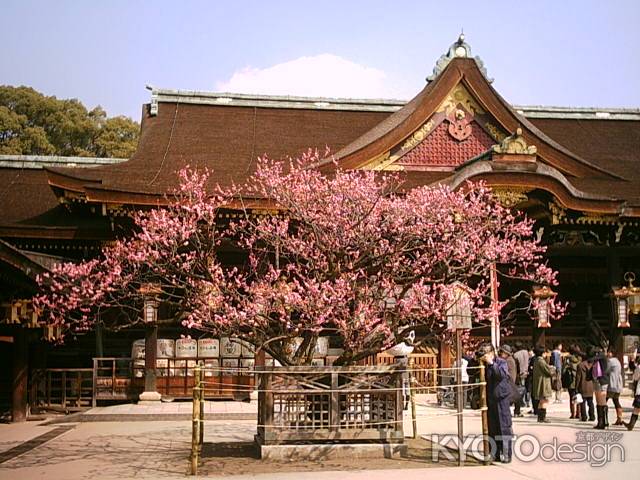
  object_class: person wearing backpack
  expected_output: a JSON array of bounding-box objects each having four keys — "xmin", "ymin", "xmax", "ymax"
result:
[
  {"xmin": 562, "ymin": 345, "xmax": 581, "ymax": 419},
  {"xmin": 591, "ymin": 347, "xmax": 610, "ymax": 429}
]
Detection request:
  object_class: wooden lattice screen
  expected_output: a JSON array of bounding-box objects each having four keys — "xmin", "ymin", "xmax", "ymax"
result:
[{"xmin": 256, "ymin": 366, "xmax": 404, "ymax": 445}]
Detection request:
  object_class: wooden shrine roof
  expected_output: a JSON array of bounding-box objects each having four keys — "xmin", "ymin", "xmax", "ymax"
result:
[{"xmin": 1, "ymin": 37, "xmax": 639, "ymax": 238}]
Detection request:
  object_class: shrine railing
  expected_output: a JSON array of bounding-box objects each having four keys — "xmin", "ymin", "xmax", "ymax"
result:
[
  {"xmin": 30, "ymin": 368, "xmax": 94, "ymax": 412},
  {"xmin": 93, "ymin": 357, "xmax": 135, "ymax": 406}
]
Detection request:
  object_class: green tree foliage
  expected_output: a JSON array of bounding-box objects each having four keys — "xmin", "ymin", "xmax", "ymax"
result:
[{"xmin": 0, "ymin": 86, "xmax": 139, "ymax": 158}]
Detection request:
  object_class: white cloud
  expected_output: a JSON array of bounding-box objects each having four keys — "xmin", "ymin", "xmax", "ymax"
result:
[{"xmin": 216, "ymin": 54, "xmax": 408, "ymax": 99}]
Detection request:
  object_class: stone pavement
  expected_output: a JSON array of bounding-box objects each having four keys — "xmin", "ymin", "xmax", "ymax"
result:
[{"xmin": 0, "ymin": 392, "xmax": 637, "ymax": 479}]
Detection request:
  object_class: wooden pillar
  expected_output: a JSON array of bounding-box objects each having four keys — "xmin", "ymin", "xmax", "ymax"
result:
[
  {"xmin": 96, "ymin": 321, "xmax": 104, "ymax": 358},
  {"xmin": 144, "ymin": 324, "xmax": 158, "ymax": 393},
  {"xmin": 12, "ymin": 329, "xmax": 28, "ymax": 422},
  {"xmin": 438, "ymin": 340, "xmax": 452, "ymax": 369},
  {"xmin": 533, "ymin": 326, "xmax": 546, "ymax": 348}
]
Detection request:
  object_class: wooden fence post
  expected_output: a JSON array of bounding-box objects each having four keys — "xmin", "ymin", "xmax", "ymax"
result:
[
  {"xmin": 190, "ymin": 363, "xmax": 201, "ymax": 475},
  {"xmin": 92, "ymin": 358, "xmax": 98, "ymax": 408},
  {"xmin": 330, "ymin": 372, "xmax": 339, "ymax": 433},
  {"xmin": 198, "ymin": 362, "xmax": 204, "ymax": 448},
  {"xmin": 479, "ymin": 363, "xmax": 490, "ymax": 465},
  {"xmin": 409, "ymin": 358, "xmax": 417, "ymax": 439}
]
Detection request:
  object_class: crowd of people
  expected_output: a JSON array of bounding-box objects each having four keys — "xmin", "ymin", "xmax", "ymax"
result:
[{"xmin": 474, "ymin": 340, "xmax": 640, "ymax": 464}]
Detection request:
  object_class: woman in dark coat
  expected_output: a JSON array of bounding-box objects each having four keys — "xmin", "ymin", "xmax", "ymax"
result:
[
  {"xmin": 563, "ymin": 345, "xmax": 581, "ymax": 419},
  {"xmin": 575, "ymin": 354, "xmax": 595, "ymax": 421},
  {"xmin": 478, "ymin": 342, "xmax": 513, "ymax": 463},
  {"xmin": 532, "ymin": 345, "xmax": 553, "ymax": 423}
]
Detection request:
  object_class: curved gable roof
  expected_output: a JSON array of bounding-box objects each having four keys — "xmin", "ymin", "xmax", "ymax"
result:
[{"xmin": 321, "ymin": 57, "xmax": 622, "ymax": 181}]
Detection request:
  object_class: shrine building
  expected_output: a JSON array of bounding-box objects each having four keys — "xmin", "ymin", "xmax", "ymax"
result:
[{"xmin": 1, "ymin": 36, "xmax": 639, "ymax": 420}]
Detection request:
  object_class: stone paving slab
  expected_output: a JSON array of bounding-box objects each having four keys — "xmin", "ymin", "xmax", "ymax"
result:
[{"xmin": 0, "ymin": 425, "xmax": 74, "ymax": 464}]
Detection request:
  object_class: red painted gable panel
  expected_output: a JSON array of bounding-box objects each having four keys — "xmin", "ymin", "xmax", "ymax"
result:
[{"xmin": 397, "ymin": 121, "xmax": 495, "ymax": 167}]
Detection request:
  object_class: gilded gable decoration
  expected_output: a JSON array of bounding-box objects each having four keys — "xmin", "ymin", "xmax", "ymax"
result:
[
  {"xmin": 447, "ymin": 108, "xmax": 472, "ymax": 141},
  {"xmin": 492, "ymin": 128, "xmax": 537, "ymax": 155},
  {"xmin": 484, "ymin": 122, "xmax": 507, "ymax": 142},
  {"xmin": 438, "ymin": 84, "xmax": 485, "ymax": 117},
  {"xmin": 400, "ymin": 120, "xmax": 435, "ymax": 151},
  {"xmin": 491, "ymin": 187, "xmax": 530, "ymax": 207}
]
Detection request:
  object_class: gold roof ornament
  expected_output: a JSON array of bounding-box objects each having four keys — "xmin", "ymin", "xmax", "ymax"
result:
[
  {"xmin": 492, "ymin": 128, "xmax": 537, "ymax": 155},
  {"xmin": 491, "ymin": 187, "xmax": 529, "ymax": 208}
]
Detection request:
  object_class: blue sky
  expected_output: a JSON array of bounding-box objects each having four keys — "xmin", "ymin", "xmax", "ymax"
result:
[{"xmin": 2, "ymin": 0, "xmax": 639, "ymax": 121}]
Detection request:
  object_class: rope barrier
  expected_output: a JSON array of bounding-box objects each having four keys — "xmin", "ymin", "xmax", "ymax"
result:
[
  {"xmin": 190, "ymin": 362, "xmax": 492, "ymax": 473},
  {"xmin": 196, "ymin": 380, "xmax": 486, "ymax": 391},
  {"xmin": 178, "ymin": 365, "xmax": 482, "ymax": 375}
]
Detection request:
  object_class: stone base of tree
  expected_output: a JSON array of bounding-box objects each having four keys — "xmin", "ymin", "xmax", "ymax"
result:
[
  {"xmin": 258, "ymin": 441, "xmax": 408, "ymax": 460},
  {"xmin": 138, "ymin": 391, "xmax": 162, "ymax": 403}
]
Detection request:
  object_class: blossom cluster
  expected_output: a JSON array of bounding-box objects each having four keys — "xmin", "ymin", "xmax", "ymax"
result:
[{"xmin": 35, "ymin": 150, "xmax": 562, "ymax": 364}]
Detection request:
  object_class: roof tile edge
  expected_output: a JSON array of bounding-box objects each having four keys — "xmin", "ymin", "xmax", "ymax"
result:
[{"xmin": 0, "ymin": 155, "xmax": 127, "ymax": 170}]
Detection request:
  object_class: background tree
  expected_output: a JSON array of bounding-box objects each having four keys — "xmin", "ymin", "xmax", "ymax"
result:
[
  {"xmin": 0, "ymin": 85, "xmax": 139, "ymax": 157},
  {"xmin": 35, "ymin": 151, "xmax": 563, "ymax": 365}
]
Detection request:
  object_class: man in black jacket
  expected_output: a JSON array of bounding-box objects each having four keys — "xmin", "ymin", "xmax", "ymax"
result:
[{"xmin": 479, "ymin": 342, "xmax": 513, "ymax": 463}]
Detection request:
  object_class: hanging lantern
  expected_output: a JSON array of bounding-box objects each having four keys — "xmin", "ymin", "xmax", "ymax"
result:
[
  {"xmin": 144, "ymin": 300, "xmax": 158, "ymax": 324},
  {"xmin": 612, "ymin": 272, "xmax": 640, "ymax": 328},
  {"xmin": 139, "ymin": 283, "xmax": 161, "ymax": 324},
  {"xmin": 533, "ymin": 286, "xmax": 556, "ymax": 328}
]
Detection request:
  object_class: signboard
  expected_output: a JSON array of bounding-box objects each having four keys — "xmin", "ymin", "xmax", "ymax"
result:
[
  {"xmin": 176, "ymin": 338, "xmax": 197, "ymax": 358},
  {"xmin": 446, "ymin": 283, "xmax": 473, "ymax": 331},
  {"xmin": 157, "ymin": 339, "xmax": 175, "ymax": 358},
  {"xmin": 131, "ymin": 339, "xmax": 145, "ymax": 360},
  {"xmin": 314, "ymin": 338, "xmax": 329, "ymax": 357},
  {"xmin": 198, "ymin": 338, "xmax": 220, "ymax": 358},
  {"xmin": 220, "ymin": 337, "xmax": 242, "ymax": 358}
]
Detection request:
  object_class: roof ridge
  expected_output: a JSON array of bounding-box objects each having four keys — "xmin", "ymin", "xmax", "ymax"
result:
[{"xmin": 148, "ymin": 88, "xmax": 640, "ymax": 119}]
